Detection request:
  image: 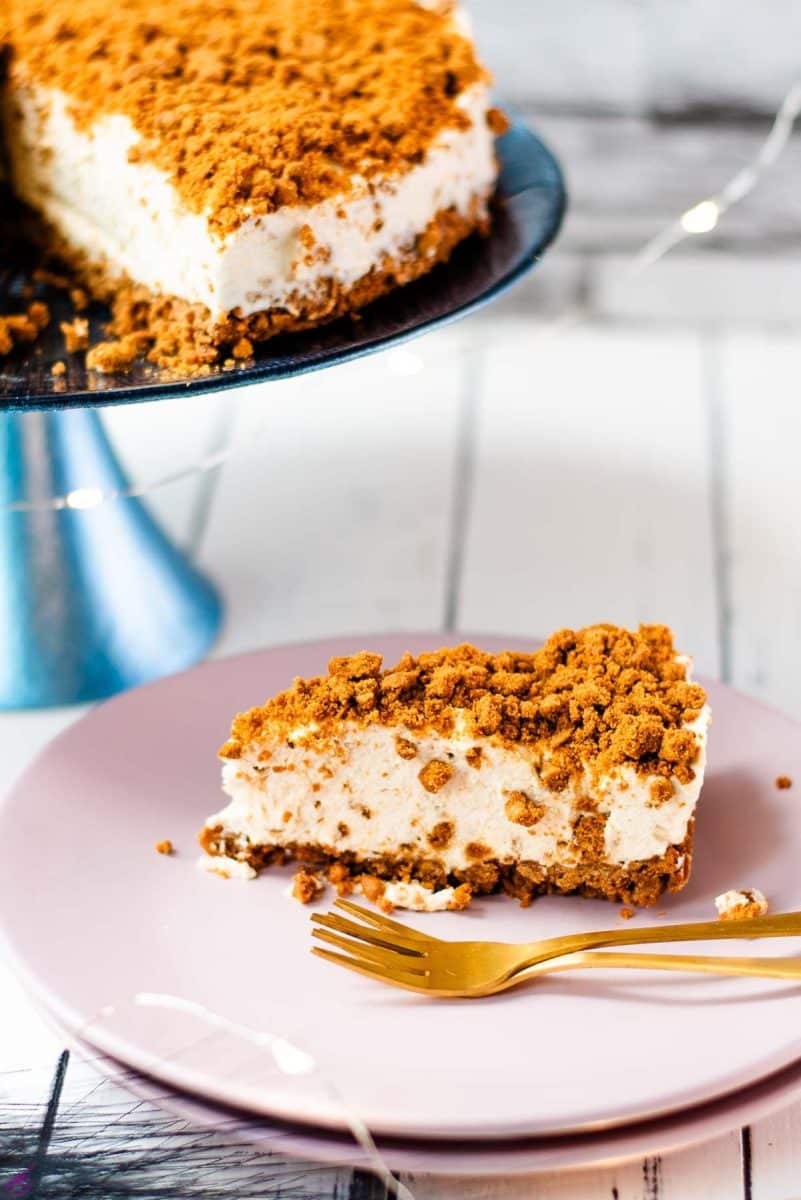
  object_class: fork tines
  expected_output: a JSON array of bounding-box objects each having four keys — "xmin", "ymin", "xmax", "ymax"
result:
[{"xmin": 310, "ymin": 899, "xmax": 432, "ymax": 991}]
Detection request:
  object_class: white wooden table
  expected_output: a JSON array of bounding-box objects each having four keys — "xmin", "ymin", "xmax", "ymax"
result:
[{"xmin": 2, "ymin": 312, "xmax": 801, "ymax": 1198}]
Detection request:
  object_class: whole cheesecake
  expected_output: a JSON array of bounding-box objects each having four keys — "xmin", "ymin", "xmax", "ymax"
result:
[
  {"xmin": 199, "ymin": 626, "xmax": 711, "ymax": 911},
  {"xmin": 1, "ymin": 0, "xmax": 503, "ymax": 371}
]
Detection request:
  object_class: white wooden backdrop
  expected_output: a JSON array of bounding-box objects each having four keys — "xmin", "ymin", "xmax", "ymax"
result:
[
  {"xmin": 465, "ymin": 0, "xmax": 801, "ymax": 117},
  {"xmin": 2, "ymin": 307, "xmax": 801, "ymax": 1197}
]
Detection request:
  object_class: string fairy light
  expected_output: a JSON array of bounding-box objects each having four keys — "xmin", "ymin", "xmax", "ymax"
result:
[
  {"xmin": 629, "ymin": 79, "xmax": 801, "ymax": 273},
  {"xmin": 3, "ymin": 78, "xmax": 801, "ymax": 516},
  {"xmin": 63, "ymin": 487, "xmax": 104, "ymax": 511},
  {"xmin": 2, "ymin": 447, "xmax": 232, "ymax": 514}
]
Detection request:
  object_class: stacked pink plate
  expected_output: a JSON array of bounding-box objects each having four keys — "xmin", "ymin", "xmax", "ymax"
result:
[{"xmin": 2, "ymin": 634, "xmax": 801, "ymax": 1177}]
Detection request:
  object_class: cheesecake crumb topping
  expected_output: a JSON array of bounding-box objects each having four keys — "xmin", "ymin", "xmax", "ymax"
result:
[
  {"xmin": 7, "ymin": 0, "xmax": 487, "ymax": 236},
  {"xmin": 85, "ymin": 334, "xmax": 143, "ymax": 373},
  {"xmin": 0, "ymin": 300, "xmax": 50, "ymax": 355},
  {"xmin": 221, "ymin": 626, "xmax": 707, "ymax": 790},
  {"xmin": 60, "ymin": 317, "xmax": 89, "ymax": 353}
]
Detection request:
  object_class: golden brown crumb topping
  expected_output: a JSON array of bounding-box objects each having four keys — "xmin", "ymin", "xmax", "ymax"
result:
[
  {"xmin": 0, "ymin": 300, "xmax": 49, "ymax": 356},
  {"xmin": 85, "ymin": 334, "xmax": 143, "ymax": 373},
  {"xmin": 60, "ymin": 317, "xmax": 89, "ymax": 353},
  {"xmin": 220, "ymin": 625, "xmax": 708, "ymax": 790},
  {"xmin": 7, "ymin": 0, "xmax": 486, "ymax": 236}
]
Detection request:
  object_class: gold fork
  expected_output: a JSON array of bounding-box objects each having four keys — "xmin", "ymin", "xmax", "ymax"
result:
[{"xmin": 310, "ymin": 900, "xmax": 801, "ymax": 997}]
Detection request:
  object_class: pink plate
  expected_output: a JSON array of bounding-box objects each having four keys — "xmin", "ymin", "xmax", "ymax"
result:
[
  {"xmin": 54, "ymin": 1017, "xmax": 801, "ymax": 1177},
  {"xmin": 2, "ymin": 633, "xmax": 801, "ymax": 1141}
]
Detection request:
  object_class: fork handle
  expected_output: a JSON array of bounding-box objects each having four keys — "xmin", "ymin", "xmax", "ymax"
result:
[
  {"xmin": 544, "ymin": 950, "xmax": 801, "ymax": 980},
  {"xmin": 520, "ymin": 910, "xmax": 801, "ymax": 970}
]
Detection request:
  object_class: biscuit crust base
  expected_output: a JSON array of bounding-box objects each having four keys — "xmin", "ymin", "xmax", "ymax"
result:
[
  {"xmin": 40, "ymin": 201, "xmax": 490, "ymax": 374},
  {"xmin": 199, "ymin": 822, "xmax": 695, "ymax": 909}
]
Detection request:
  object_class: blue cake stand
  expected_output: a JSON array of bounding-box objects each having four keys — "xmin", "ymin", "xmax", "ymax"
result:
[{"xmin": 0, "ymin": 118, "xmax": 565, "ymax": 708}]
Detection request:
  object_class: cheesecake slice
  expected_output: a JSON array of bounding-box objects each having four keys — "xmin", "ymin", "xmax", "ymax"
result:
[
  {"xmin": 199, "ymin": 626, "xmax": 710, "ymax": 910},
  {"xmin": 2, "ymin": 0, "xmax": 501, "ymax": 372}
]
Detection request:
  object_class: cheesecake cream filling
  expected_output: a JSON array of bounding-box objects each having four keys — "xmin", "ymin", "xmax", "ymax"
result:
[
  {"xmin": 380, "ymin": 881, "xmax": 464, "ymax": 911},
  {"xmin": 205, "ymin": 707, "xmax": 710, "ymax": 875},
  {"xmin": 4, "ymin": 79, "xmax": 496, "ymax": 319}
]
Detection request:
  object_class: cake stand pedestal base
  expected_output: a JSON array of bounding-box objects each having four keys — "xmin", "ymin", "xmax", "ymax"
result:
[{"xmin": 0, "ymin": 408, "xmax": 222, "ymax": 709}]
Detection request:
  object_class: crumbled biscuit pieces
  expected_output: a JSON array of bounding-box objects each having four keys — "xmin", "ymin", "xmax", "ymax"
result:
[
  {"xmin": 649, "ymin": 778, "xmax": 675, "ymax": 805},
  {"xmin": 221, "ymin": 625, "xmax": 706, "ymax": 792},
  {"xmin": 85, "ymin": 334, "xmax": 142, "ymax": 373},
  {"xmin": 504, "ymin": 791, "xmax": 545, "ymax": 827},
  {"xmin": 155, "ymin": 839, "xmax": 174, "ymax": 855},
  {"xmin": 394, "ymin": 735, "xmax": 418, "ymax": 760},
  {"xmin": 776, "ymin": 775, "xmax": 792, "ymax": 790},
  {"xmin": 0, "ymin": 301, "xmax": 50, "ymax": 356},
  {"xmin": 291, "ymin": 867, "xmax": 325, "ymax": 904},
  {"xmin": 427, "ymin": 820, "xmax": 454, "ymax": 849},
  {"xmin": 359, "ymin": 874, "xmax": 387, "ymax": 908},
  {"xmin": 32, "ymin": 267, "xmax": 69, "ymax": 289},
  {"xmin": 715, "ymin": 889, "xmax": 768, "ymax": 921},
  {"xmin": 486, "ymin": 107, "xmax": 510, "ymax": 135},
  {"xmin": 60, "ymin": 316, "xmax": 89, "ymax": 352},
  {"xmin": 418, "ymin": 760, "xmax": 454, "ymax": 793},
  {"xmin": 8, "ymin": 0, "xmax": 487, "ymax": 237}
]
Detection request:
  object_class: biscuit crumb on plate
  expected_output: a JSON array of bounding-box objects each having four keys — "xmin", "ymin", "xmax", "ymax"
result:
[
  {"xmin": 715, "ymin": 889, "xmax": 768, "ymax": 921},
  {"xmin": 776, "ymin": 775, "xmax": 793, "ymax": 790},
  {"xmin": 155, "ymin": 839, "xmax": 174, "ymax": 855},
  {"xmin": 291, "ymin": 868, "xmax": 325, "ymax": 905}
]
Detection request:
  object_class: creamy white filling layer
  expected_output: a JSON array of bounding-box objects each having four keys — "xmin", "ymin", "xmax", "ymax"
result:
[
  {"xmin": 4, "ymin": 77, "xmax": 496, "ymax": 318},
  {"xmin": 379, "ymin": 881, "xmax": 464, "ymax": 911},
  {"xmin": 197, "ymin": 854, "xmax": 257, "ymax": 881},
  {"xmin": 205, "ymin": 707, "xmax": 710, "ymax": 873}
]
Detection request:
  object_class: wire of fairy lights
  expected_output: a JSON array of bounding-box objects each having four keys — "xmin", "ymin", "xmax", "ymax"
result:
[{"xmin": 3, "ymin": 78, "xmax": 801, "ymax": 516}]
